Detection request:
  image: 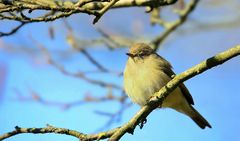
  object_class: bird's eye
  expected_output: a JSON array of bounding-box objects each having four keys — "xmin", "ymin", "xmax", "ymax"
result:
[
  {"xmin": 139, "ymin": 51, "xmax": 146, "ymax": 56},
  {"xmin": 137, "ymin": 52, "xmax": 146, "ymax": 58}
]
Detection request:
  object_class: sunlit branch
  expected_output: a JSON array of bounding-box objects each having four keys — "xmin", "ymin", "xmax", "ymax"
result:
[
  {"xmin": 0, "ymin": 0, "xmax": 177, "ymax": 23},
  {"xmin": 109, "ymin": 44, "xmax": 240, "ymax": 140},
  {"xmin": 93, "ymin": 0, "xmax": 120, "ymax": 24}
]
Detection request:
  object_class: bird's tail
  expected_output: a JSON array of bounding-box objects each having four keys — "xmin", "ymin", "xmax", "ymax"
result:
[{"xmin": 188, "ymin": 105, "xmax": 212, "ymax": 129}]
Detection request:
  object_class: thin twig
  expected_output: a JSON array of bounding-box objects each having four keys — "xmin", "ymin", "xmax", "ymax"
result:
[
  {"xmin": 93, "ymin": 0, "xmax": 119, "ymax": 24},
  {"xmin": 63, "ymin": 21, "xmax": 121, "ymax": 74},
  {"xmin": 94, "ymin": 101, "xmax": 131, "ymax": 131},
  {"xmin": 65, "ymin": 28, "xmax": 109, "ymax": 73},
  {"xmin": 0, "ymin": 22, "xmax": 26, "ymax": 37},
  {"xmin": 27, "ymin": 36, "xmax": 122, "ymax": 90},
  {"xmin": 13, "ymin": 87, "xmax": 127, "ymax": 110}
]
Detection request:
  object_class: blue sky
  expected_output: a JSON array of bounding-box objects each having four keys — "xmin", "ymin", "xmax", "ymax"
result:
[{"xmin": 0, "ymin": 2, "xmax": 240, "ymax": 141}]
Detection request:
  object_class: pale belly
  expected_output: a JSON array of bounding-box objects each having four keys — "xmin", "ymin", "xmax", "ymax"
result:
[{"xmin": 124, "ymin": 60, "xmax": 187, "ymax": 109}]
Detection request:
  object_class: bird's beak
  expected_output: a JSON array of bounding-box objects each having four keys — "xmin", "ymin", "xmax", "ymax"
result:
[{"xmin": 126, "ymin": 53, "xmax": 134, "ymax": 58}]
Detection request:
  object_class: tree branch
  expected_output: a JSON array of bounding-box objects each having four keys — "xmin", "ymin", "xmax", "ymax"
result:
[
  {"xmin": 1, "ymin": 44, "xmax": 239, "ymax": 140},
  {"xmin": 109, "ymin": 44, "xmax": 240, "ymax": 140},
  {"xmin": 0, "ymin": 124, "xmax": 86, "ymax": 140},
  {"xmin": 93, "ymin": 0, "xmax": 120, "ymax": 24},
  {"xmin": 0, "ymin": 0, "xmax": 178, "ymax": 38},
  {"xmin": 0, "ymin": 124, "xmax": 120, "ymax": 141},
  {"xmin": 0, "ymin": 0, "xmax": 177, "ymax": 23},
  {"xmin": 0, "ymin": 22, "xmax": 26, "ymax": 37}
]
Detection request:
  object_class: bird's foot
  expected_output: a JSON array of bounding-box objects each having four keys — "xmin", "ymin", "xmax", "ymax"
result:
[{"xmin": 138, "ymin": 118, "xmax": 147, "ymax": 129}]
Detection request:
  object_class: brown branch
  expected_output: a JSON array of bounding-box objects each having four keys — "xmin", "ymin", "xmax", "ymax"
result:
[
  {"xmin": 75, "ymin": 0, "xmax": 110, "ymax": 7},
  {"xmin": 150, "ymin": 0, "xmax": 199, "ymax": 50},
  {"xmin": 0, "ymin": 124, "xmax": 88, "ymax": 141},
  {"xmin": 0, "ymin": 0, "xmax": 177, "ymax": 24},
  {"xmin": 0, "ymin": 10, "xmax": 81, "ymax": 22},
  {"xmin": 93, "ymin": 0, "xmax": 119, "ymax": 24},
  {"xmin": 0, "ymin": 125, "xmax": 86, "ymax": 140},
  {"xmin": 0, "ymin": 0, "xmax": 177, "ymax": 37},
  {"xmin": 0, "ymin": 124, "xmax": 120, "ymax": 141},
  {"xmin": 83, "ymin": 0, "xmax": 177, "ymax": 10}
]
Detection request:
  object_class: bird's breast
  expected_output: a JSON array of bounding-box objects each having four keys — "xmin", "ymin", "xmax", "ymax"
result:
[{"xmin": 124, "ymin": 57, "xmax": 170, "ymax": 106}]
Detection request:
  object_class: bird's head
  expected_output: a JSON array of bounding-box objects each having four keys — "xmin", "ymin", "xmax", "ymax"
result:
[{"xmin": 126, "ymin": 43, "xmax": 154, "ymax": 58}]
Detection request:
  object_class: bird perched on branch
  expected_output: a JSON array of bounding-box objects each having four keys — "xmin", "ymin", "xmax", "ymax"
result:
[{"xmin": 123, "ymin": 43, "xmax": 211, "ymax": 129}]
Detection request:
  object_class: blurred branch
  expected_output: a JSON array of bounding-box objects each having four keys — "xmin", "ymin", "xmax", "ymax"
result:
[
  {"xmin": 67, "ymin": 33, "xmax": 110, "ymax": 73},
  {"xmin": 63, "ymin": 21, "xmax": 110, "ymax": 72},
  {"xmin": 150, "ymin": 7, "xmax": 167, "ymax": 27},
  {"xmin": 2, "ymin": 44, "xmax": 239, "ymax": 140},
  {"xmin": 94, "ymin": 102, "xmax": 132, "ymax": 131},
  {"xmin": 37, "ymin": 40, "xmax": 123, "ymax": 90},
  {"xmin": 64, "ymin": 20, "xmax": 124, "ymax": 76},
  {"xmin": 66, "ymin": 34, "xmax": 124, "ymax": 75},
  {"xmin": 178, "ymin": 16, "xmax": 240, "ymax": 34},
  {"xmin": 63, "ymin": 19, "xmax": 133, "ymax": 49},
  {"xmin": 13, "ymin": 87, "xmax": 127, "ymax": 110},
  {"xmin": 150, "ymin": 0, "xmax": 199, "ymax": 50},
  {"xmin": 96, "ymin": 28, "xmax": 134, "ymax": 48}
]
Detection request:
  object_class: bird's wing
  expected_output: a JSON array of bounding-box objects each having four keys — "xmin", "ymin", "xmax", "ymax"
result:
[{"xmin": 157, "ymin": 54, "xmax": 194, "ymax": 105}]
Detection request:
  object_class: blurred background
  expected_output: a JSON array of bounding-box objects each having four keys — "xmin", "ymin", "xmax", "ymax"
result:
[{"xmin": 0, "ymin": 0, "xmax": 240, "ymax": 140}]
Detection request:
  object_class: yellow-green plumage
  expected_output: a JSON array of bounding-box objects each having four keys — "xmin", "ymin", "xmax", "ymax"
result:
[{"xmin": 124, "ymin": 43, "xmax": 211, "ymax": 129}]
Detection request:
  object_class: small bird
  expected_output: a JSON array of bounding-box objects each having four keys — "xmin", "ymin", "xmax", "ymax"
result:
[{"xmin": 123, "ymin": 43, "xmax": 211, "ymax": 129}]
